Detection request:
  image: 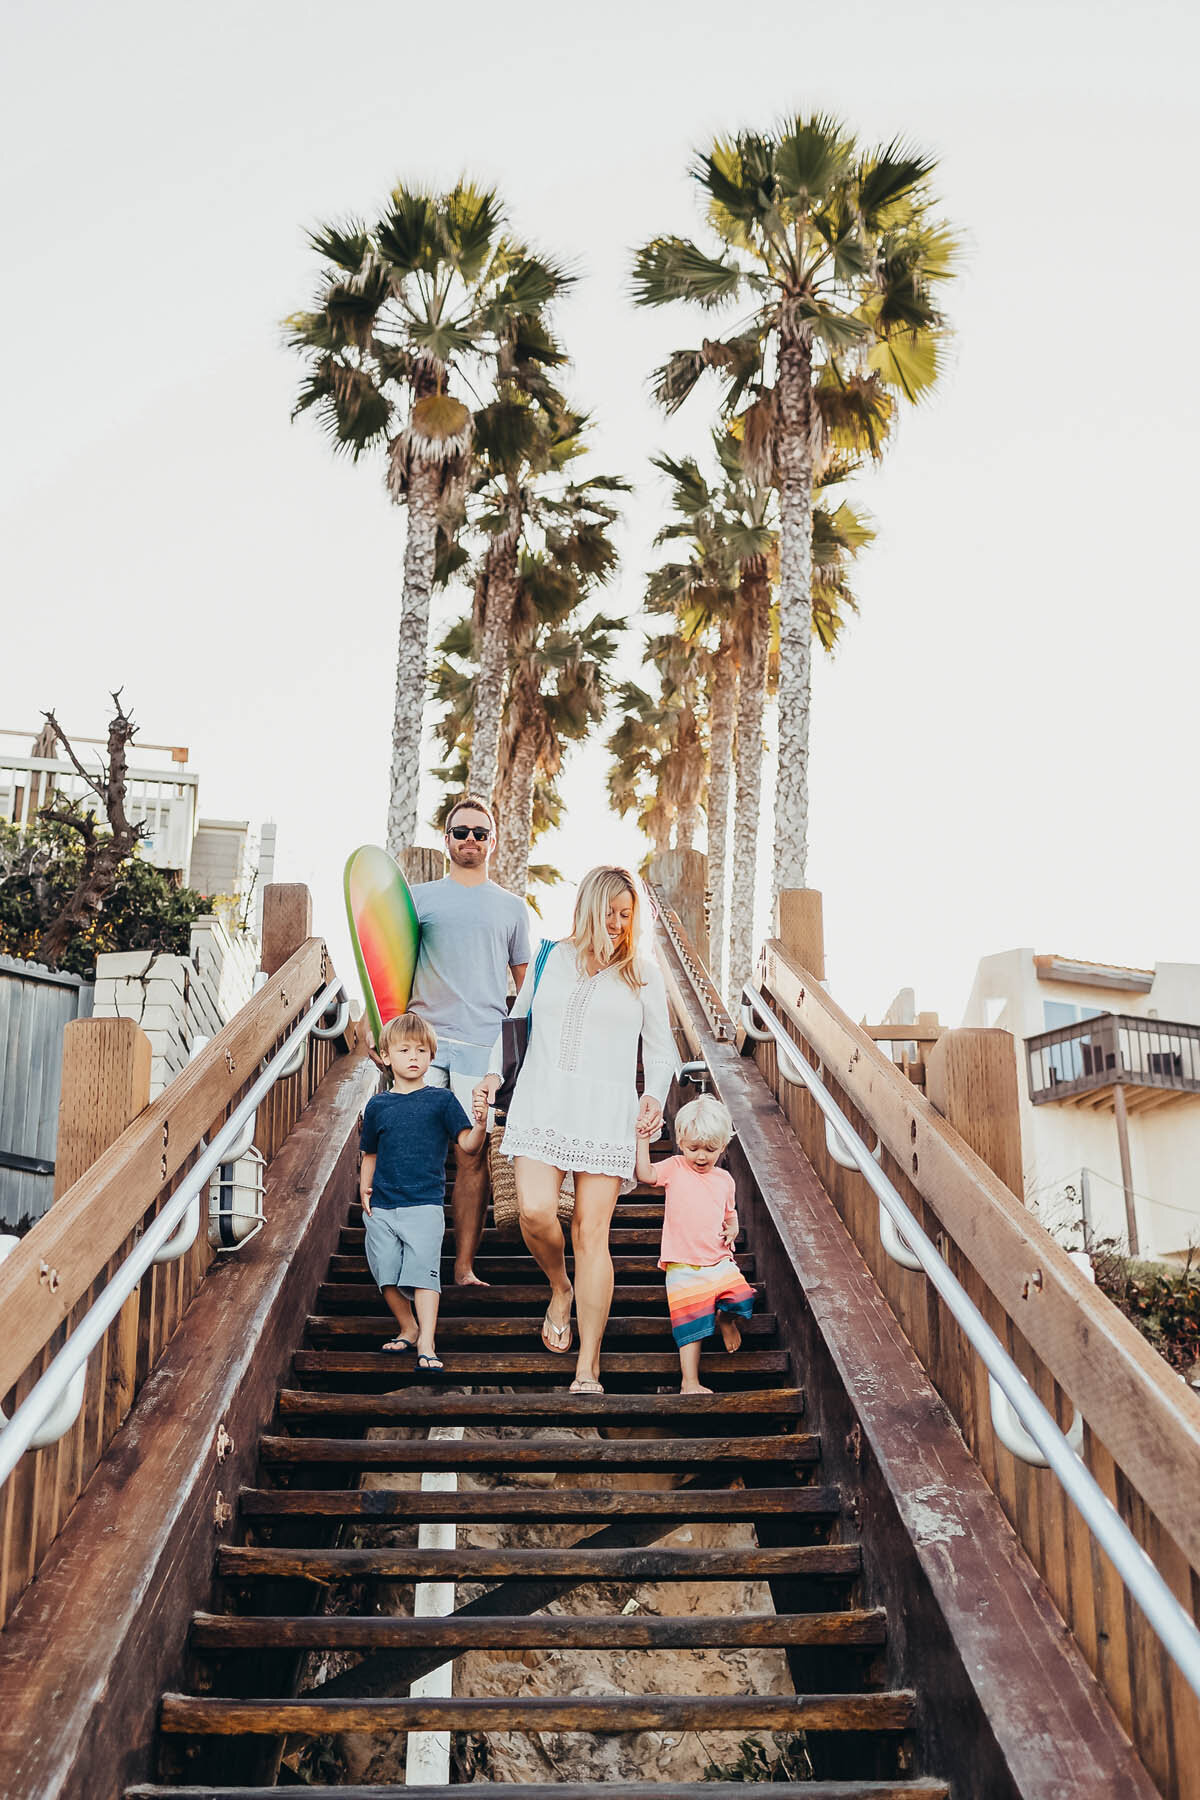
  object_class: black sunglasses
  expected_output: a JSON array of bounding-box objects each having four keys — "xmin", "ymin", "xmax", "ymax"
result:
[{"xmin": 448, "ymin": 825, "xmax": 491, "ymax": 841}]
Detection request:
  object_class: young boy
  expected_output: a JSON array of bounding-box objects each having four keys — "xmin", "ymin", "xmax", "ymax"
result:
[
  {"xmin": 360, "ymin": 1013, "xmax": 487, "ymax": 1373},
  {"xmin": 635, "ymin": 1095, "xmax": 756, "ymax": 1395}
]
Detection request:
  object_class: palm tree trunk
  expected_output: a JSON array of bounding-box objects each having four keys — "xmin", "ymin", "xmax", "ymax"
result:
[
  {"xmin": 386, "ymin": 457, "xmax": 440, "ymax": 856},
  {"xmin": 467, "ymin": 518, "xmax": 521, "ymax": 805},
  {"xmin": 772, "ymin": 326, "xmax": 814, "ymax": 904},
  {"xmin": 729, "ymin": 567, "xmax": 770, "ymax": 1006},
  {"xmin": 705, "ymin": 629, "xmax": 736, "ymax": 997},
  {"xmin": 495, "ymin": 729, "xmax": 537, "ymax": 897}
]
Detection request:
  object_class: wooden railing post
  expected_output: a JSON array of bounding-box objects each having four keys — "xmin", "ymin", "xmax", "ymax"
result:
[
  {"xmin": 52, "ymin": 1018, "xmax": 152, "ymax": 1542},
  {"xmin": 261, "ymin": 883, "xmax": 313, "ymax": 977},
  {"xmin": 774, "ymin": 888, "xmax": 825, "ymax": 981},
  {"xmin": 926, "ymin": 1029, "xmax": 1024, "ymax": 1201},
  {"xmin": 399, "ymin": 846, "xmax": 445, "ymax": 885},
  {"xmin": 648, "ymin": 848, "xmax": 709, "ymax": 966}
]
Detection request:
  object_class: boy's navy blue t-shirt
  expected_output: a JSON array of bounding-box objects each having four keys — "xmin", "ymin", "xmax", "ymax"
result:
[{"xmin": 360, "ymin": 1087, "xmax": 471, "ymax": 1208}]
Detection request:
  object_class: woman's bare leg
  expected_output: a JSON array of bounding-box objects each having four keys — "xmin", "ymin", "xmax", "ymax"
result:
[
  {"xmin": 515, "ymin": 1157, "xmax": 573, "ymax": 1337},
  {"xmin": 571, "ymin": 1172, "xmax": 621, "ymax": 1386}
]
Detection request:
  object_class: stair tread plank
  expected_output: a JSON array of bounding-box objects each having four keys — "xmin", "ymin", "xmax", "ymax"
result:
[
  {"xmin": 291, "ymin": 1349, "xmax": 788, "ymax": 1382},
  {"xmin": 315, "ymin": 1283, "xmax": 764, "ymax": 1312},
  {"xmin": 216, "ymin": 1543, "xmax": 859, "ymax": 1580},
  {"xmin": 191, "ymin": 1608, "xmax": 887, "ymax": 1651},
  {"xmin": 304, "ymin": 1313, "xmax": 776, "ymax": 1339},
  {"xmin": 258, "ymin": 1431, "xmax": 818, "ymax": 1467},
  {"xmin": 275, "ymin": 1386, "xmax": 803, "ymax": 1421},
  {"xmin": 159, "ymin": 1690, "xmax": 917, "ymax": 1734},
  {"xmin": 327, "ymin": 1255, "xmax": 756, "ymax": 1279},
  {"xmin": 129, "ymin": 1782, "xmax": 948, "ymax": 1798},
  {"xmin": 238, "ymin": 1484, "xmax": 842, "ymax": 1522}
]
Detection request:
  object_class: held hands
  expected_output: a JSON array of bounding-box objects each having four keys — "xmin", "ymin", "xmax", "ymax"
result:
[
  {"xmin": 636, "ymin": 1095, "xmax": 663, "ymax": 1139},
  {"xmin": 472, "ymin": 1076, "xmax": 500, "ymax": 1124}
]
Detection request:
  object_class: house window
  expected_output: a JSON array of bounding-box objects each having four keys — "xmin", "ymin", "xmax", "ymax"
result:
[{"xmin": 1042, "ymin": 1003, "xmax": 1105, "ymax": 1083}]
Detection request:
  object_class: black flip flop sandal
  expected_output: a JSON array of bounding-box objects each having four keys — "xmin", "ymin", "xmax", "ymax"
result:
[{"xmin": 416, "ymin": 1352, "xmax": 445, "ymax": 1373}]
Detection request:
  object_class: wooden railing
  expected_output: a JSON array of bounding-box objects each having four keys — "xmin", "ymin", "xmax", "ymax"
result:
[
  {"xmin": 752, "ymin": 935, "xmax": 1200, "ymax": 1800},
  {"xmin": 1027, "ymin": 1009, "xmax": 1200, "ymax": 1106},
  {"xmin": 0, "ymin": 894, "xmax": 353, "ymax": 1627}
]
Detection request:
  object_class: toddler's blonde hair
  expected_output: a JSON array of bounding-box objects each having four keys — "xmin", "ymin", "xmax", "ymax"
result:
[
  {"xmin": 674, "ymin": 1095, "xmax": 733, "ymax": 1151},
  {"xmin": 379, "ymin": 1012, "xmax": 438, "ymax": 1058}
]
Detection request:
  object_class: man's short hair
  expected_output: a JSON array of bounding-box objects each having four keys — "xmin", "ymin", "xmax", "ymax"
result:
[
  {"xmin": 445, "ymin": 793, "xmax": 496, "ymax": 834},
  {"xmin": 379, "ymin": 1012, "xmax": 438, "ymax": 1058}
]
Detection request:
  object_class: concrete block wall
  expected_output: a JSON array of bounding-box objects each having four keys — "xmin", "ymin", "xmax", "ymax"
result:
[{"xmin": 93, "ymin": 916, "xmax": 258, "ymax": 1098}]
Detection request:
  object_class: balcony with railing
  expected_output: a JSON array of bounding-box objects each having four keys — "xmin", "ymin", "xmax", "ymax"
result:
[{"xmin": 1026, "ymin": 1012, "xmax": 1200, "ymax": 1113}]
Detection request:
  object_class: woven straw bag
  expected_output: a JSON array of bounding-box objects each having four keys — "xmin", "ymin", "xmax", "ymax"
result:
[{"xmin": 489, "ymin": 1128, "xmax": 575, "ymax": 1235}]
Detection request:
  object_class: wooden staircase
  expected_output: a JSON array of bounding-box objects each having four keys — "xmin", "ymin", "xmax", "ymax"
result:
[{"xmin": 127, "ymin": 1169, "xmax": 948, "ymax": 1798}]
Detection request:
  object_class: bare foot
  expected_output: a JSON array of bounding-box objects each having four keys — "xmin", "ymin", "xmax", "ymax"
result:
[
  {"xmin": 454, "ymin": 1270, "xmax": 490, "ymax": 1287},
  {"xmin": 681, "ymin": 1381, "xmax": 713, "ymax": 1395},
  {"xmin": 717, "ymin": 1314, "xmax": 742, "ymax": 1354}
]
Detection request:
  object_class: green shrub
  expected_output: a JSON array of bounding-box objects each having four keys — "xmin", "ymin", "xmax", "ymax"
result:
[{"xmin": 0, "ymin": 820, "xmax": 207, "ymax": 978}]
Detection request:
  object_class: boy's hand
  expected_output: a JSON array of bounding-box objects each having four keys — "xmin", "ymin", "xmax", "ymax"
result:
[
  {"xmin": 472, "ymin": 1089, "xmax": 489, "ymax": 1124},
  {"xmin": 720, "ymin": 1218, "xmax": 737, "ymax": 1248},
  {"xmin": 635, "ymin": 1115, "xmax": 658, "ymax": 1139},
  {"xmin": 361, "ymin": 1193, "xmax": 372, "ymax": 1218}
]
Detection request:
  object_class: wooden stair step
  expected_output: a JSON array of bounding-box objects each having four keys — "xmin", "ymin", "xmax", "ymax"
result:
[
  {"xmin": 191, "ymin": 1608, "xmax": 886, "ymax": 1652},
  {"xmin": 327, "ymin": 1254, "xmax": 756, "ymax": 1280},
  {"xmin": 275, "ymin": 1386, "xmax": 803, "ymax": 1424},
  {"xmin": 239, "ymin": 1484, "xmax": 843, "ymax": 1525},
  {"xmin": 129, "ymin": 1782, "xmax": 948, "ymax": 1798},
  {"xmin": 304, "ymin": 1312, "xmax": 777, "ymax": 1341},
  {"xmin": 339, "ymin": 1227, "xmax": 730, "ymax": 1251},
  {"xmin": 291, "ymin": 1349, "xmax": 790, "ymax": 1384},
  {"xmin": 351, "ymin": 1203, "xmax": 667, "ymax": 1226},
  {"xmin": 159, "ymin": 1689, "xmax": 917, "ymax": 1736},
  {"xmin": 258, "ymin": 1431, "xmax": 819, "ymax": 1470},
  {"xmin": 216, "ymin": 1542, "xmax": 858, "ymax": 1582},
  {"xmin": 315, "ymin": 1282, "xmax": 748, "ymax": 1313}
]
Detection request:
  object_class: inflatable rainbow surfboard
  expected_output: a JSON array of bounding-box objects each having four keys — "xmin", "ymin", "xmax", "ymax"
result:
[{"xmin": 343, "ymin": 845, "xmax": 422, "ymax": 1045}]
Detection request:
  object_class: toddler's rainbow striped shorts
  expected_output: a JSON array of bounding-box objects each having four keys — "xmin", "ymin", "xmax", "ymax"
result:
[{"xmin": 663, "ymin": 1258, "xmax": 756, "ymax": 1347}]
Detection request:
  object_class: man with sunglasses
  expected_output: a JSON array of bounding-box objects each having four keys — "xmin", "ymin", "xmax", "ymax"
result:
[{"xmin": 408, "ymin": 795, "xmax": 531, "ymax": 1286}]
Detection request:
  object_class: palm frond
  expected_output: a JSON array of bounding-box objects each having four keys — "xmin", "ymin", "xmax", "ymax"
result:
[
  {"xmin": 307, "ymin": 218, "xmax": 372, "ymax": 273},
  {"xmin": 631, "ymin": 236, "xmax": 745, "ymax": 310}
]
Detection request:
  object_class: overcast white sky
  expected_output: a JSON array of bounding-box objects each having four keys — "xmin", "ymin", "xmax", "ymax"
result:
[{"xmin": 3, "ymin": 0, "xmax": 1197, "ymax": 1022}]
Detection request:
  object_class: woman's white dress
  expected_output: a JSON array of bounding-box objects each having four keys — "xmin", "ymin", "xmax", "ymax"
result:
[{"xmin": 489, "ymin": 943, "xmax": 678, "ymax": 1185}]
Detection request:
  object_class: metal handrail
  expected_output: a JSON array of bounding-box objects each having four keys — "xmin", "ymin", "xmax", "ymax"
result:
[
  {"xmin": 0, "ymin": 977, "xmax": 345, "ymax": 1490},
  {"xmin": 740, "ymin": 981, "xmax": 1200, "ymax": 1706}
]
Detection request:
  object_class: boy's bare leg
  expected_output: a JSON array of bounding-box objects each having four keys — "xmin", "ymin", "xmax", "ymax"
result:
[
  {"xmin": 679, "ymin": 1340, "xmax": 712, "ymax": 1395},
  {"xmin": 516, "ymin": 1157, "xmax": 573, "ymax": 1340},
  {"xmin": 381, "ymin": 1286, "xmax": 417, "ymax": 1346},
  {"xmin": 452, "ymin": 1135, "xmax": 489, "ymax": 1286},
  {"xmin": 717, "ymin": 1313, "xmax": 742, "ymax": 1354},
  {"xmin": 413, "ymin": 1288, "xmax": 441, "ymax": 1359}
]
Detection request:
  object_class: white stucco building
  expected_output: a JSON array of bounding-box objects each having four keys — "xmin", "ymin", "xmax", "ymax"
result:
[{"xmin": 961, "ymin": 951, "xmax": 1200, "ymax": 1263}]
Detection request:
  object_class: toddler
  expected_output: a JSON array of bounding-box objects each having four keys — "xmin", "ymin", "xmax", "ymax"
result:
[
  {"xmin": 635, "ymin": 1095, "xmax": 755, "ymax": 1395},
  {"xmin": 360, "ymin": 1012, "xmax": 486, "ymax": 1373}
]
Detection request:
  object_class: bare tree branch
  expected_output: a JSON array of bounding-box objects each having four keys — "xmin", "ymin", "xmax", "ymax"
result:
[{"xmin": 34, "ymin": 694, "xmax": 148, "ymax": 969}]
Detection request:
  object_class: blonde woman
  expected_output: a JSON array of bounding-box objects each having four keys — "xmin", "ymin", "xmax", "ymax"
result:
[{"xmin": 474, "ymin": 867, "xmax": 677, "ymax": 1394}]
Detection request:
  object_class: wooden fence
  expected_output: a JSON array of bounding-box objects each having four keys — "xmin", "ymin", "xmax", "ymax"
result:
[
  {"xmin": 0, "ymin": 957, "xmax": 94, "ymax": 1230},
  {"xmin": 0, "ymin": 887, "xmax": 354, "ymax": 1628},
  {"xmin": 750, "ymin": 923, "xmax": 1200, "ymax": 1800}
]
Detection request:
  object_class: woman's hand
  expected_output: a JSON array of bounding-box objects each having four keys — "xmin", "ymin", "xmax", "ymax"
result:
[{"xmin": 636, "ymin": 1095, "xmax": 663, "ymax": 1140}]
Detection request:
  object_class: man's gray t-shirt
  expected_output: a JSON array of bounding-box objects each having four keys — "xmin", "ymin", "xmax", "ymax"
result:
[{"xmin": 409, "ymin": 879, "xmax": 532, "ymax": 1051}]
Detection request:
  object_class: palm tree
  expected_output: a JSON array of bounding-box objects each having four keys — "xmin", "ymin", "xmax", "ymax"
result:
[
  {"xmin": 633, "ymin": 115, "xmax": 957, "ymax": 901},
  {"xmin": 646, "ymin": 452, "xmax": 740, "ymax": 993},
  {"xmin": 494, "ymin": 556, "xmax": 621, "ymax": 896},
  {"xmin": 467, "ymin": 383, "xmax": 627, "ymax": 806},
  {"xmin": 607, "ymin": 684, "xmax": 677, "ymax": 857},
  {"xmin": 286, "ymin": 182, "xmax": 572, "ymax": 854}
]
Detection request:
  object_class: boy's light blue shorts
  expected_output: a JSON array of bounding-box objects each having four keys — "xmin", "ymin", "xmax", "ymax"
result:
[{"xmin": 364, "ymin": 1203, "xmax": 444, "ymax": 1295}]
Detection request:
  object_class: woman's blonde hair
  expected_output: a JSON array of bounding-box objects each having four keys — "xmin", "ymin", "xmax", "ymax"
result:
[{"xmin": 568, "ymin": 865, "xmax": 645, "ymax": 992}]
